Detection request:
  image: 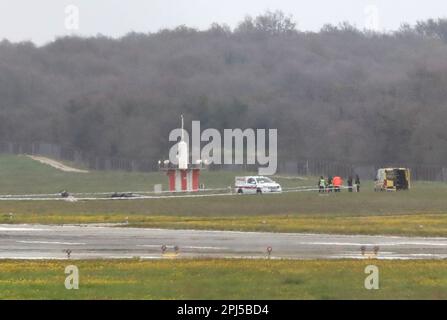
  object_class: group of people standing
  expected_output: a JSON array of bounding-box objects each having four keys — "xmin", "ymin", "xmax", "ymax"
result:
[{"xmin": 318, "ymin": 175, "xmax": 360, "ymax": 193}]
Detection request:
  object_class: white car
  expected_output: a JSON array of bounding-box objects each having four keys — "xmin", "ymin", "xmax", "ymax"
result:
[{"xmin": 235, "ymin": 176, "xmax": 282, "ymax": 194}]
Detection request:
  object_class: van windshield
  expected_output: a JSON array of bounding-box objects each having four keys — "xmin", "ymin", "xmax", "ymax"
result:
[{"xmin": 257, "ymin": 177, "xmax": 273, "ymax": 184}]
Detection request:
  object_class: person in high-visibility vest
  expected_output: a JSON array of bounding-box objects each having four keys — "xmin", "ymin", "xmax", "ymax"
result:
[
  {"xmin": 318, "ymin": 176, "xmax": 326, "ymax": 193},
  {"xmin": 333, "ymin": 176, "xmax": 343, "ymax": 192}
]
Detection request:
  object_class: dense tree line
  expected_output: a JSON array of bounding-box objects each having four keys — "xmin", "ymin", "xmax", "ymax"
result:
[{"xmin": 1, "ymin": 12, "xmax": 447, "ymax": 166}]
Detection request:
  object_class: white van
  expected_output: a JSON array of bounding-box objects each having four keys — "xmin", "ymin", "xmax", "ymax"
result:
[{"xmin": 235, "ymin": 176, "xmax": 282, "ymax": 194}]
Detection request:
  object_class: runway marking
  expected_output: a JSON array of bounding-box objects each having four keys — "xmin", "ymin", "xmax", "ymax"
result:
[
  {"xmin": 0, "ymin": 227, "xmax": 50, "ymax": 231},
  {"xmin": 17, "ymin": 241, "xmax": 86, "ymax": 245},
  {"xmin": 300, "ymin": 241, "xmax": 447, "ymax": 247},
  {"xmin": 136, "ymin": 245, "xmax": 162, "ymax": 248},
  {"xmin": 136, "ymin": 245, "xmax": 229, "ymax": 250},
  {"xmin": 408, "ymin": 253, "xmax": 447, "ymax": 257},
  {"xmin": 0, "ymin": 256, "xmax": 68, "ymax": 260},
  {"xmin": 182, "ymin": 246, "xmax": 229, "ymax": 250}
]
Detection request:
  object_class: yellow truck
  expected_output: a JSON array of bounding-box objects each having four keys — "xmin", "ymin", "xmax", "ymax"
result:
[{"xmin": 374, "ymin": 168, "xmax": 411, "ymax": 191}]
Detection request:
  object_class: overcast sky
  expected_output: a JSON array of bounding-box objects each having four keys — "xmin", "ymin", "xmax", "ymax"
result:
[{"xmin": 0, "ymin": 0, "xmax": 446, "ymax": 45}]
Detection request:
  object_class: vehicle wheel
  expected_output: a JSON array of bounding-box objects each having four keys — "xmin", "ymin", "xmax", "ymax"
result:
[
  {"xmin": 256, "ymin": 188, "xmax": 262, "ymax": 194},
  {"xmin": 237, "ymin": 188, "xmax": 243, "ymax": 194}
]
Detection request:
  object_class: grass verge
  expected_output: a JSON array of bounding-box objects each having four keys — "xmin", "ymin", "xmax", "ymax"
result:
[
  {"xmin": 0, "ymin": 259, "xmax": 446, "ymax": 299},
  {"xmin": 1, "ymin": 213, "xmax": 446, "ymax": 237}
]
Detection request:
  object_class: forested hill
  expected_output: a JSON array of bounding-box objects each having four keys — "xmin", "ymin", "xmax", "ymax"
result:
[{"xmin": 1, "ymin": 11, "xmax": 447, "ymax": 165}]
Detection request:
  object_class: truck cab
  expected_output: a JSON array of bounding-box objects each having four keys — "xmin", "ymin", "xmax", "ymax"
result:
[{"xmin": 235, "ymin": 176, "xmax": 282, "ymax": 194}]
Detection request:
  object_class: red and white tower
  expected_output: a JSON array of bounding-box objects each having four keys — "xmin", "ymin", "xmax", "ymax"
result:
[{"xmin": 160, "ymin": 115, "xmax": 202, "ymax": 192}]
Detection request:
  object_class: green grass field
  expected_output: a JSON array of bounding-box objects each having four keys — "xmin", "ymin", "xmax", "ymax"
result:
[
  {"xmin": 1, "ymin": 259, "xmax": 446, "ymax": 300},
  {"xmin": 0, "ymin": 154, "xmax": 447, "ymax": 236},
  {"xmin": 0, "ymin": 154, "xmax": 249, "ymax": 193},
  {"xmin": 1, "ymin": 155, "xmax": 446, "ymax": 300}
]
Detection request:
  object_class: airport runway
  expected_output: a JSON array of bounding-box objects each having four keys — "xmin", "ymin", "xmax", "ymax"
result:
[{"xmin": 1, "ymin": 224, "xmax": 447, "ymax": 260}]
